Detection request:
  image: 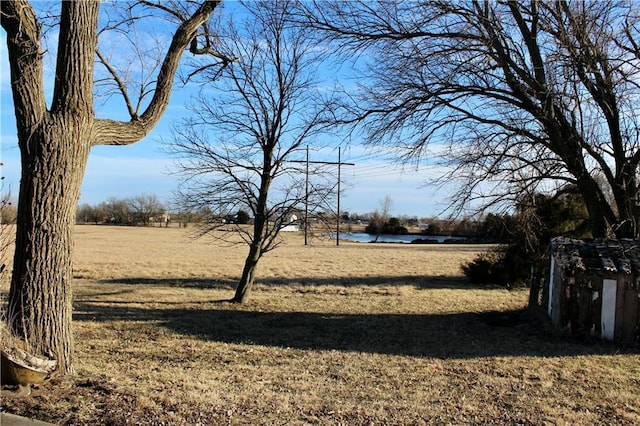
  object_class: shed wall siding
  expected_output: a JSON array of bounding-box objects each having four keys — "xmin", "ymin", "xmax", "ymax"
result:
[
  {"xmin": 548, "ymin": 255, "xmax": 555, "ymax": 318},
  {"xmin": 601, "ymin": 279, "xmax": 617, "ymax": 340},
  {"xmin": 620, "ymin": 277, "xmax": 639, "ymax": 341},
  {"xmin": 549, "ymin": 259, "xmax": 563, "ymax": 326}
]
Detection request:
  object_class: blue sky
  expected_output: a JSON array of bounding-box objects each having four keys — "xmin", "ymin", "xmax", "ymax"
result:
[{"xmin": 0, "ymin": 2, "xmax": 453, "ymax": 219}]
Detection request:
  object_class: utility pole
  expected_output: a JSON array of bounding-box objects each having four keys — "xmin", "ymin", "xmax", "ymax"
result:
[
  {"xmin": 337, "ymin": 147, "xmax": 342, "ymax": 246},
  {"xmin": 291, "ymin": 147, "xmax": 354, "ymax": 246},
  {"xmin": 305, "ymin": 146, "xmax": 309, "ymax": 245}
]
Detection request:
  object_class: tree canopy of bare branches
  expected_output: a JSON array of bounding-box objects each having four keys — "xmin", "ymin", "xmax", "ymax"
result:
[{"xmin": 298, "ymin": 0, "xmax": 640, "ymax": 238}]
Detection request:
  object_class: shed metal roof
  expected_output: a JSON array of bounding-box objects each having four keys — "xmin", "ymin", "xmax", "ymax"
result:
[{"xmin": 551, "ymin": 237, "xmax": 640, "ymax": 275}]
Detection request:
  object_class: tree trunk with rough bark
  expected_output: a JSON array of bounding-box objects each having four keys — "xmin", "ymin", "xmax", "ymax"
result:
[
  {"xmin": 8, "ymin": 118, "xmax": 93, "ymax": 372},
  {"xmin": 232, "ymin": 242, "xmax": 262, "ymax": 303},
  {"xmin": 5, "ymin": 0, "xmax": 99, "ymax": 374}
]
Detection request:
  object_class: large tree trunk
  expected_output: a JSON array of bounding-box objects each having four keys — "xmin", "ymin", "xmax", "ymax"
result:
[
  {"xmin": 8, "ymin": 119, "xmax": 92, "ymax": 374},
  {"xmin": 5, "ymin": 0, "xmax": 98, "ymax": 375}
]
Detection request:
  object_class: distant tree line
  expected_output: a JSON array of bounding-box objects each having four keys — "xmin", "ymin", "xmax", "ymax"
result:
[
  {"xmin": 10, "ymin": 188, "xmax": 584, "ymax": 251},
  {"xmin": 365, "ymin": 217, "xmax": 408, "ymax": 236},
  {"xmin": 76, "ymin": 194, "xmax": 168, "ymax": 226},
  {"xmin": 74, "ymin": 194, "xmax": 259, "ymax": 228}
]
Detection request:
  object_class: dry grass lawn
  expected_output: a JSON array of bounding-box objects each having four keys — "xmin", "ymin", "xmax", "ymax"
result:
[{"xmin": 1, "ymin": 225, "xmax": 639, "ymax": 425}]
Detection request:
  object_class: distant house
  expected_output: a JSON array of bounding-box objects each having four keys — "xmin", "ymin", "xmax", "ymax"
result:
[
  {"xmin": 279, "ymin": 213, "xmax": 301, "ymax": 232},
  {"xmin": 547, "ymin": 237, "xmax": 640, "ymax": 342},
  {"xmin": 280, "ymin": 224, "xmax": 300, "ymax": 232}
]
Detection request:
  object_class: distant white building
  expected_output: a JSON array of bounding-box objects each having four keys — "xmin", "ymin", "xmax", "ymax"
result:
[{"xmin": 280, "ymin": 213, "xmax": 300, "ymax": 232}]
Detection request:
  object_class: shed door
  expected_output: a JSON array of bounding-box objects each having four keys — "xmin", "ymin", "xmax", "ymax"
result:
[{"xmin": 601, "ymin": 279, "xmax": 617, "ymax": 340}]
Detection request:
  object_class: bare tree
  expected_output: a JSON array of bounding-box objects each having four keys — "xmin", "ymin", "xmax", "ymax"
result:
[
  {"xmin": 128, "ymin": 194, "xmax": 166, "ymax": 226},
  {"xmin": 171, "ymin": 0, "xmax": 335, "ymax": 303},
  {"xmin": 367, "ymin": 195, "xmax": 392, "ymax": 242},
  {"xmin": 1, "ymin": 0, "xmax": 224, "ymax": 374},
  {"xmin": 298, "ymin": 0, "xmax": 640, "ymax": 238},
  {"xmin": 76, "ymin": 204, "xmax": 100, "ymax": 224},
  {"xmin": 103, "ymin": 197, "xmax": 132, "ymax": 225}
]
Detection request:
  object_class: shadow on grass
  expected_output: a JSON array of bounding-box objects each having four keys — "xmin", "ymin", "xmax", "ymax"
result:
[
  {"xmin": 73, "ymin": 301, "xmax": 638, "ymax": 359},
  {"xmin": 95, "ymin": 277, "xmax": 237, "ymax": 289},
  {"xmin": 96, "ymin": 274, "xmax": 485, "ymax": 290}
]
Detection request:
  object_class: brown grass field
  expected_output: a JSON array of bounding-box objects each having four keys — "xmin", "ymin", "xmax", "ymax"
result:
[{"xmin": 1, "ymin": 225, "xmax": 639, "ymax": 425}]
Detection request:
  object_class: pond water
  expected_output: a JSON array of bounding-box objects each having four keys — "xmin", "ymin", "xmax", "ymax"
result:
[{"xmin": 326, "ymin": 232, "xmax": 467, "ymax": 244}]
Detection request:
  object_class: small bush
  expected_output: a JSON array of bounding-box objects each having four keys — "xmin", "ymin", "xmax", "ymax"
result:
[
  {"xmin": 462, "ymin": 244, "xmax": 538, "ymax": 288},
  {"xmin": 461, "ymin": 250, "xmax": 508, "ymax": 286}
]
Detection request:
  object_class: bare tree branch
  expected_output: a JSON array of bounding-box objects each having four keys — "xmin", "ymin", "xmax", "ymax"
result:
[
  {"xmin": 93, "ymin": 0, "xmax": 224, "ymax": 145},
  {"xmin": 95, "ymin": 48, "xmax": 138, "ymax": 118}
]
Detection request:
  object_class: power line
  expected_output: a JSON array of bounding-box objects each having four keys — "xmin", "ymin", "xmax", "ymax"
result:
[{"xmin": 290, "ymin": 146, "xmax": 355, "ymax": 246}]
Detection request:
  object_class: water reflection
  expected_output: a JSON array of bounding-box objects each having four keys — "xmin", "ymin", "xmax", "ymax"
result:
[{"xmin": 326, "ymin": 232, "xmax": 466, "ymax": 244}]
